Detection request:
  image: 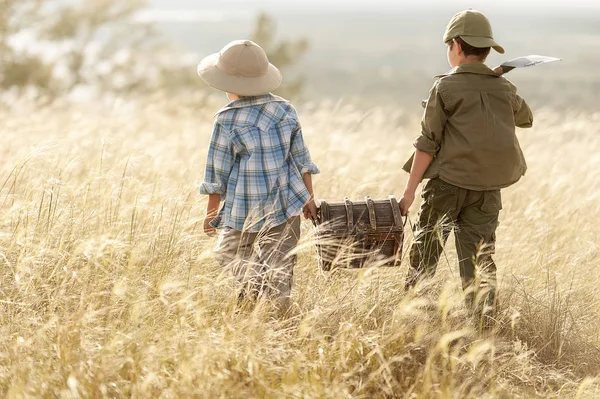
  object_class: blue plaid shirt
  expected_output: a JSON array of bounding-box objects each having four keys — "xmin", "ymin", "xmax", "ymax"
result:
[{"xmin": 199, "ymin": 94, "xmax": 319, "ymax": 232}]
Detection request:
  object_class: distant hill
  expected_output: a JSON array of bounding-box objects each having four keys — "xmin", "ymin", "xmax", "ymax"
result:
[{"xmin": 147, "ymin": 2, "xmax": 600, "ymax": 109}]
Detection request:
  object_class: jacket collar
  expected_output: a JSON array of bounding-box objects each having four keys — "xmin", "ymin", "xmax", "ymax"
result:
[
  {"xmin": 435, "ymin": 63, "xmax": 499, "ymax": 78},
  {"xmin": 215, "ymin": 93, "xmax": 287, "ymax": 116}
]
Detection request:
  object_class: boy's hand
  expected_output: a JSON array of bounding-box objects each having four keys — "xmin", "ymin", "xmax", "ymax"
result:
[
  {"xmin": 493, "ymin": 65, "xmax": 514, "ymax": 76},
  {"xmin": 303, "ymin": 199, "xmax": 318, "ymax": 222},
  {"xmin": 399, "ymin": 192, "xmax": 415, "ymax": 216},
  {"xmin": 204, "ymin": 194, "xmax": 220, "ymax": 236},
  {"xmin": 203, "ymin": 217, "xmax": 216, "ymax": 236}
]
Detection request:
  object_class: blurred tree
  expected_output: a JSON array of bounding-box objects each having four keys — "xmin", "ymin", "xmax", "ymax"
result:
[
  {"xmin": 40, "ymin": 0, "xmax": 159, "ymax": 94},
  {"xmin": 0, "ymin": 0, "xmax": 53, "ymax": 92},
  {"xmin": 0, "ymin": 3, "xmax": 308, "ymax": 100},
  {"xmin": 251, "ymin": 13, "xmax": 309, "ymax": 99},
  {"xmin": 0, "ymin": 0, "xmax": 184, "ymax": 98}
]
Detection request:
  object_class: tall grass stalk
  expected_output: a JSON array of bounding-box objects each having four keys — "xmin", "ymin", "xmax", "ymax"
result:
[{"xmin": 0, "ymin": 100, "xmax": 599, "ymax": 397}]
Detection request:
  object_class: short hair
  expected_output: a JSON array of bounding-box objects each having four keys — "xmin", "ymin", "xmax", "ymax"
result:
[{"xmin": 446, "ymin": 37, "xmax": 491, "ymax": 60}]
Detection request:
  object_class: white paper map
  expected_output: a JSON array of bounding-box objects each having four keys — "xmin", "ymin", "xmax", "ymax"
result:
[{"xmin": 501, "ymin": 55, "xmax": 561, "ymax": 68}]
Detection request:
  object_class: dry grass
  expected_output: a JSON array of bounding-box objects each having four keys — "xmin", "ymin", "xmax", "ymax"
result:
[{"xmin": 1, "ymin": 97, "xmax": 599, "ymax": 398}]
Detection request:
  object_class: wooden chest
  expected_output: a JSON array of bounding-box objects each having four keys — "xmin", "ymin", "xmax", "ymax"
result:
[{"xmin": 314, "ymin": 196, "xmax": 405, "ymax": 271}]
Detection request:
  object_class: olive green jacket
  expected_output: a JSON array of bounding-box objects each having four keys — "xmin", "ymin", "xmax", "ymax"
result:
[{"xmin": 403, "ymin": 63, "xmax": 533, "ymax": 191}]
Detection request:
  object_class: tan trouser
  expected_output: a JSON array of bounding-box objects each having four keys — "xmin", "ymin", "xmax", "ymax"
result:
[
  {"xmin": 214, "ymin": 217, "xmax": 301, "ymax": 303},
  {"xmin": 407, "ymin": 178, "xmax": 501, "ymax": 318}
]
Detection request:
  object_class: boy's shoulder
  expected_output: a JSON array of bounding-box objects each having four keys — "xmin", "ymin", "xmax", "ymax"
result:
[
  {"xmin": 434, "ymin": 64, "xmax": 518, "ymax": 92},
  {"xmin": 214, "ymin": 94, "xmax": 298, "ymax": 129}
]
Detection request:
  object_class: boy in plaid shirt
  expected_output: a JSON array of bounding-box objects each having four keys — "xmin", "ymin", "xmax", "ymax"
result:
[{"xmin": 198, "ymin": 40, "xmax": 319, "ymax": 308}]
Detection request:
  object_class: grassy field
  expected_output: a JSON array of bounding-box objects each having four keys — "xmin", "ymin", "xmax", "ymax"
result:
[{"xmin": 1, "ymin": 97, "xmax": 599, "ymax": 398}]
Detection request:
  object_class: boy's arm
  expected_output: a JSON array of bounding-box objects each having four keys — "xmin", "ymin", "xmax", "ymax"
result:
[
  {"xmin": 492, "ymin": 68, "xmax": 534, "ymax": 128},
  {"xmin": 400, "ymin": 81, "xmax": 448, "ymax": 216},
  {"xmin": 400, "ymin": 150, "xmax": 434, "ymax": 216},
  {"xmin": 290, "ymin": 123, "xmax": 320, "ymax": 176},
  {"xmin": 289, "ymin": 118, "xmax": 319, "ymax": 221},
  {"xmin": 200, "ymin": 121, "xmax": 235, "ymax": 235},
  {"xmin": 514, "ymin": 95, "xmax": 534, "ymax": 128},
  {"xmin": 302, "ymin": 173, "xmax": 317, "ymax": 221},
  {"xmin": 204, "ymin": 194, "xmax": 221, "ymax": 236},
  {"xmin": 414, "ymin": 81, "xmax": 447, "ymax": 156}
]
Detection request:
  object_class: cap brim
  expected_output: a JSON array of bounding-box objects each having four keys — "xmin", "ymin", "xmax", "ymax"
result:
[
  {"xmin": 461, "ymin": 35, "xmax": 505, "ymax": 54},
  {"xmin": 197, "ymin": 53, "xmax": 282, "ymax": 96}
]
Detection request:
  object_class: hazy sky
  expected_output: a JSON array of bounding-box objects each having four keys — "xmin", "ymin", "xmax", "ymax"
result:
[
  {"xmin": 151, "ymin": 0, "xmax": 600, "ymax": 10},
  {"xmin": 145, "ymin": 0, "xmax": 600, "ymax": 23},
  {"xmin": 262, "ymin": 0, "xmax": 599, "ymax": 6}
]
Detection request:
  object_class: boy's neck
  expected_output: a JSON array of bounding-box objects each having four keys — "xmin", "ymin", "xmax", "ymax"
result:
[
  {"xmin": 457, "ymin": 56, "xmax": 486, "ymax": 66},
  {"xmin": 226, "ymin": 92, "xmax": 242, "ymax": 101}
]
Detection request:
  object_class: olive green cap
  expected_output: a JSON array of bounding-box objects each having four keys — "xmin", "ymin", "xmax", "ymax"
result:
[{"xmin": 443, "ymin": 9, "xmax": 505, "ymax": 54}]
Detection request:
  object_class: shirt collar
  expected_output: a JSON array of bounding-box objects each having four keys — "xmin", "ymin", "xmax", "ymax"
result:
[
  {"xmin": 435, "ymin": 63, "xmax": 499, "ymax": 78},
  {"xmin": 214, "ymin": 93, "xmax": 287, "ymax": 116}
]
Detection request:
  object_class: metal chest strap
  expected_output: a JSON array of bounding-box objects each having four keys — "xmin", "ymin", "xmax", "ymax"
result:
[
  {"xmin": 365, "ymin": 196, "xmax": 377, "ymax": 230},
  {"xmin": 343, "ymin": 197, "xmax": 354, "ymax": 232},
  {"xmin": 388, "ymin": 195, "xmax": 403, "ymax": 230}
]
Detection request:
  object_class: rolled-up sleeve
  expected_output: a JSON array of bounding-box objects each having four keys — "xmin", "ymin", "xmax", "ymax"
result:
[
  {"xmin": 290, "ymin": 124, "xmax": 319, "ymax": 175},
  {"xmin": 199, "ymin": 121, "xmax": 235, "ymax": 195},
  {"xmin": 513, "ymin": 94, "xmax": 533, "ymax": 128},
  {"xmin": 414, "ymin": 81, "xmax": 447, "ymax": 156}
]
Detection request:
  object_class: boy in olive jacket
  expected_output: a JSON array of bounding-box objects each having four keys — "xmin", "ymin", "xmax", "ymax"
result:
[{"xmin": 399, "ymin": 10, "xmax": 533, "ymax": 327}]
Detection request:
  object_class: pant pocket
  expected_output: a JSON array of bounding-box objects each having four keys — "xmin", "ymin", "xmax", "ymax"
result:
[
  {"xmin": 481, "ymin": 191, "xmax": 502, "ymax": 213},
  {"xmin": 423, "ymin": 178, "xmax": 460, "ymax": 213},
  {"xmin": 214, "ymin": 228, "xmax": 240, "ymax": 267}
]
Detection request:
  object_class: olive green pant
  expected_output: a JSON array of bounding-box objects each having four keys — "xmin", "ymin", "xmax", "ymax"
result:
[
  {"xmin": 406, "ymin": 178, "xmax": 502, "ymax": 313},
  {"xmin": 214, "ymin": 217, "xmax": 301, "ymax": 305}
]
